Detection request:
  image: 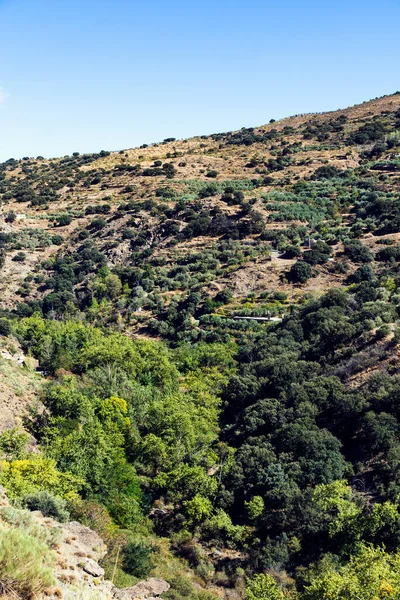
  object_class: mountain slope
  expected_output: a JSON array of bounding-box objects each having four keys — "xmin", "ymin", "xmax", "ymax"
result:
[
  {"xmin": 0, "ymin": 92, "xmax": 398, "ymax": 343},
  {"xmin": 1, "ymin": 93, "xmax": 400, "ymax": 599}
]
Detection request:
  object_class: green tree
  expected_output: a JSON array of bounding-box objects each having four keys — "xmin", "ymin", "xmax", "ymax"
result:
[
  {"xmin": 184, "ymin": 494, "xmax": 213, "ymax": 524},
  {"xmin": 302, "ymin": 545, "xmax": 400, "ymax": 600},
  {"xmin": 289, "ymin": 261, "xmax": 312, "ymax": 283},
  {"xmin": 245, "ymin": 573, "xmax": 285, "ymax": 600}
]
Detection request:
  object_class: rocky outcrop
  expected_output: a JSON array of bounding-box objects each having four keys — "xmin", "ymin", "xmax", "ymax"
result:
[
  {"xmin": 0, "ymin": 487, "xmax": 170, "ymax": 600},
  {"xmin": 113, "ymin": 578, "xmax": 170, "ymax": 599}
]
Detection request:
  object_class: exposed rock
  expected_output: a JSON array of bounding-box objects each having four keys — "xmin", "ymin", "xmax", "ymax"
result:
[
  {"xmin": 0, "ymin": 489, "xmax": 170, "ymax": 600},
  {"xmin": 83, "ymin": 557, "xmax": 105, "ymax": 577},
  {"xmin": 64, "ymin": 520, "xmax": 107, "ymax": 560},
  {"xmin": 113, "ymin": 578, "xmax": 170, "ymax": 599}
]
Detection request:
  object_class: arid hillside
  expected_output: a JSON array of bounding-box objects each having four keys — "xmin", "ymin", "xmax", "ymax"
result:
[{"xmin": 0, "ymin": 92, "xmax": 399, "ymax": 343}]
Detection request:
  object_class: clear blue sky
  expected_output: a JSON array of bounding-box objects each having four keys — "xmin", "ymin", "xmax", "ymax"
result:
[{"xmin": 0, "ymin": 0, "xmax": 399, "ymax": 161}]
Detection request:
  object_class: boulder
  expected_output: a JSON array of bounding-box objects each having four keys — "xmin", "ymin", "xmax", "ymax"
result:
[
  {"xmin": 113, "ymin": 578, "xmax": 170, "ymax": 599},
  {"xmin": 83, "ymin": 558, "xmax": 105, "ymax": 578}
]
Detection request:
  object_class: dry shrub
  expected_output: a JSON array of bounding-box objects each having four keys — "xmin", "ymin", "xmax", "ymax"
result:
[{"xmin": 0, "ymin": 526, "xmax": 55, "ymax": 598}]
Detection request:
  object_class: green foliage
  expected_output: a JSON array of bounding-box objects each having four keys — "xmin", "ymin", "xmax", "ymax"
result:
[
  {"xmin": 0, "ymin": 456, "xmax": 83, "ymax": 501},
  {"xmin": 0, "ymin": 319, "xmax": 12, "ymax": 336},
  {"xmin": 245, "ymin": 573, "xmax": 285, "ymax": 600},
  {"xmin": 121, "ymin": 541, "xmax": 155, "ymax": 578},
  {"xmin": 313, "ymin": 480, "xmax": 360, "ymax": 538},
  {"xmin": 12, "ymin": 251, "xmax": 26, "ymax": 262},
  {"xmin": 344, "ymin": 240, "xmax": 373, "ymax": 263},
  {"xmin": 244, "ymin": 495, "xmax": 265, "ymax": 521},
  {"xmin": 184, "ymin": 495, "xmax": 214, "ymax": 524},
  {"xmin": 3, "ymin": 99, "xmax": 400, "ymax": 595},
  {"xmin": 23, "ymin": 490, "xmax": 70, "ymax": 522},
  {"xmin": 165, "ymin": 575, "xmax": 218, "ymax": 600},
  {"xmin": 302, "ymin": 545, "xmax": 400, "ymax": 600},
  {"xmin": 303, "ymin": 241, "xmax": 332, "ymax": 265},
  {"xmin": 0, "ymin": 428, "xmax": 29, "ymax": 461},
  {"xmin": 56, "ymin": 213, "xmax": 72, "ymax": 226},
  {"xmin": 289, "ymin": 260, "xmax": 312, "ymax": 282}
]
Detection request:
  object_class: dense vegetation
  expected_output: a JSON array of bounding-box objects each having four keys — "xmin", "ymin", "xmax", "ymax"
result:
[{"xmin": 0, "ymin": 93, "xmax": 400, "ymax": 598}]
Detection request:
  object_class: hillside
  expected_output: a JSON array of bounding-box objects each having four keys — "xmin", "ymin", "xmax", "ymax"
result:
[
  {"xmin": 0, "ymin": 92, "xmax": 398, "ymax": 343},
  {"xmin": 0, "ymin": 93, "xmax": 400, "ymax": 599}
]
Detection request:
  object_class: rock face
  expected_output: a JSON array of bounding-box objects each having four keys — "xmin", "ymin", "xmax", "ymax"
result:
[
  {"xmin": 83, "ymin": 557, "xmax": 105, "ymax": 578},
  {"xmin": 114, "ymin": 578, "xmax": 170, "ymax": 599},
  {"xmin": 0, "ymin": 487, "xmax": 170, "ymax": 600}
]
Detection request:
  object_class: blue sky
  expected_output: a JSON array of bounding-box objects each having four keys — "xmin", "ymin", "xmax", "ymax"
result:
[{"xmin": 0, "ymin": 0, "xmax": 399, "ymax": 161}]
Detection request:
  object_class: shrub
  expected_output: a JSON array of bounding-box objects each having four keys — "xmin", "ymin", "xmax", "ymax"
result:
[
  {"xmin": 283, "ymin": 244, "xmax": 301, "ymax": 258},
  {"xmin": 78, "ymin": 229, "xmax": 90, "ymax": 240},
  {"xmin": 376, "ymin": 246, "xmax": 400, "ymax": 262},
  {"xmin": 214, "ymin": 289, "xmax": 233, "ymax": 304},
  {"xmin": 23, "ymin": 490, "xmax": 70, "ymax": 522},
  {"xmin": 245, "ymin": 573, "xmax": 284, "ymax": 600},
  {"xmin": 303, "ymin": 241, "xmax": 332, "ymax": 265},
  {"xmin": 4, "ymin": 211, "xmax": 16, "ymax": 223},
  {"xmin": 56, "ymin": 214, "xmax": 72, "ymax": 227},
  {"xmin": 51, "ymin": 234, "xmax": 63, "ymax": 246},
  {"xmin": 289, "ymin": 261, "xmax": 312, "ymax": 283},
  {"xmin": 312, "ymin": 165, "xmax": 342, "ymax": 180},
  {"xmin": 376, "ymin": 324, "xmax": 390, "ymax": 339},
  {"xmin": 344, "ymin": 241, "xmax": 374, "ymax": 263},
  {"xmin": 121, "ymin": 541, "xmax": 155, "ymax": 578},
  {"xmin": 71, "ymin": 499, "xmax": 115, "ymax": 544},
  {"xmin": 163, "ymin": 163, "xmax": 177, "ymax": 179},
  {"xmin": 0, "ymin": 456, "xmax": 83, "ymax": 501},
  {"xmin": 206, "ymin": 170, "xmax": 218, "ymax": 178},
  {"xmin": 0, "ymin": 527, "xmax": 55, "ymax": 598},
  {"xmin": 90, "ymin": 217, "xmax": 107, "ymax": 231},
  {"xmin": 0, "ymin": 319, "xmax": 12, "ymax": 336},
  {"xmin": 12, "ymin": 252, "xmax": 26, "ymax": 262},
  {"xmin": 350, "ymin": 264, "xmax": 375, "ymax": 283},
  {"xmin": 122, "ymin": 228, "xmax": 135, "ymax": 240},
  {"xmin": 0, "ymin": 429, "xmax": 29, "ymax": 461}
]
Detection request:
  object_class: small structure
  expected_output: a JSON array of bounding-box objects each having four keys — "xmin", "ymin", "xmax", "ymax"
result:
[{"xmin": 233, "ymin": 315, "xmax": 283, "ymax": 322}]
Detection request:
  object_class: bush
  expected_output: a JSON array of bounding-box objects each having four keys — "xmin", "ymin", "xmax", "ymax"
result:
[
  {"xmin": 245, "ymin": 573, "xmax": 284, "ymax": 600},
  {"xmin": 289, "ymin": 261, "xmax": 312, "ymax": 283},
  {"xmin": 214, "ymin": 289, "xmax": 233, "ymax": 304},
  {"xmin": 0, "ymin": 456, "xmax": 83, "ymax": 501},
  {"xmin": 5, "ymin": 211, "xmax": 16, "ymax": 223},
  {"xmin": 121, "ymin": 541, "xmax": 155, "ymax": 578},
  {"xmin": 344, "ymin": 241, "xmax": 374, "ymax": 263},
  {"xmin": 0, "ymin": 429, "xmax": 29, "ymax": 461},
  {"xmin": 376, "ymin": 324, "xmax": 390, "ymax": 340},
  {"xmin": 23, "ymin": 490, "xmax": 70, "ymax": 522},
  {"xmin": 206, "ymin": 170, "xmax": 218, "ymax": 178},
  {"xmin": 350, "ymin": 264, "xmax": 375, "ymax": 283},
  {"xmin": 376, "ymin": 246, "xmax": 400, "ymax": 262},
  {"xmin": 0, "ymin": 319, "xmax": 11, "ymax": 336},
  {"xmin": 78, "ymin": 229, "xmax": 90, "ymax": 240},
  {"xmin": 0, "ymin": 527, "xmax": 55, "ymax": 598},
  {"xmin": 51, "ymin": 234, "xmax": 63, "ymax": 246},
  {"xmin": 56, "ymin": 214, "xmax": 72, "ymax": 227},
  {"xmin": 312, "ymin": 165, "xmax": 342, "ymax": 180},
  {"xmin": 122, "ymin": 228, "xmax": 136, "ymax": 240},
  {"xmin": 283, "ymin": 244, "xmax": 301, "ymax": 258},
  {"xmin": 303, "ymin": 241, "xmax": 332, "ymax": 265},
  {"xmin": 90, "ymin": 217, "xmax": 107, "ymax": 231},
  {"xmin": 12, "ymin": 252, "xmax": 26, "ymax": 262}
]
